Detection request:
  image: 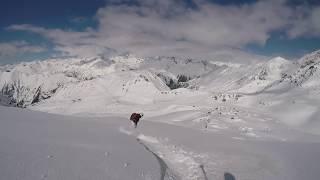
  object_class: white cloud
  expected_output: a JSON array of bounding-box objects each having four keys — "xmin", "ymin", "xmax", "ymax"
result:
[
  {"xmin": 7, "ymin": 25, "xmax": 106, "ymax": 57},
  {"xmin": 6, "ymin": 0, "xmax": 320, "ymax": 62},
  {"xmin": 0, "ymin": 41, "xmax": 46, "ymax": 57},
  {"xmin": 287, "ymin": 6, "xmax": 320, "ymax": 38}
]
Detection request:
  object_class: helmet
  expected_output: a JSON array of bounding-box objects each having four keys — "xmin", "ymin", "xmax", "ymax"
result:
[{"xmin": 140, "ymin": 113, "xmax": 144, "ymax": 117}]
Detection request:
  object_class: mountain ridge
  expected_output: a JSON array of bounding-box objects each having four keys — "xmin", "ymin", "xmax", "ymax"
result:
[
  {"xmin": 1, "ymin": 50, "xmax": 320, "ymax": 134},
  {"xmin": 0, "ymin": 51, "xmax": 319, "ymax": 107}
]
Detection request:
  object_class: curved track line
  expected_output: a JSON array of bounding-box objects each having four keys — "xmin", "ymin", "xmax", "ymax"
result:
[
  {"xmin": 199, "ymin": 164, "xmax": 209, "ymax": 180},
  {"xmin": 136, "ymin": 138, "xmax": 179, "ymax": 180}
]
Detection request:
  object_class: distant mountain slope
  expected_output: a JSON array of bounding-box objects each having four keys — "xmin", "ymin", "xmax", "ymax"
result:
[
  {"xmin": 0, "ymin": 50, "xmax": 320, "ymax": 129},
  {"xmin": 0, "ymin": 55, "xmax": 231, "ymax": 107}
]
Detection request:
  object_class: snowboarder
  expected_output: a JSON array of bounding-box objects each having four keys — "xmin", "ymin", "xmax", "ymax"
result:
[{"xmin": 130, "ymin": 112, "xmax": 144, "ymax": 128}]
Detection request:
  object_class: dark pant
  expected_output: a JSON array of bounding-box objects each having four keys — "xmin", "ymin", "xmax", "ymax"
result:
[{"xmin": 131, "ymin": 119, "xmax": 139, "ymax": 128}]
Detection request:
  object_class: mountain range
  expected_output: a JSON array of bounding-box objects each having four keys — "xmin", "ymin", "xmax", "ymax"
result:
[{"xmin": 1, "ymin": 50, "xmax": 320, "ymax": 134}]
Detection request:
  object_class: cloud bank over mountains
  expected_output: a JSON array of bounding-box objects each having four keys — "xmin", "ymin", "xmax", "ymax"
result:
[
  {"xmin": 0, "ymin": 41, "xmax": 46, "ymax": 58},
  {"xmin": 5, "ymin": 0, "xmax": 320, "ymax": 61}
]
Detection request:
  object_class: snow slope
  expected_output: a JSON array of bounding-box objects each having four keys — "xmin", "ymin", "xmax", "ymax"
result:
[
  {"xmin": 0, "ymin": 106, "xmax": 178, "ymax": 180},
  {"xmin": 0, "ymin": 51, "xmax": 320, "ymax": 132},
  {"xmin": 0, "ymin": 51, "xmax": 320, "ymax": 133},
  {"xmin": 1, "ymin": 50, "xmax": 320, "ymax": 179},
  {"xmin": 1, "ymin": 104, "xmax": 320, "ymax": 180}
]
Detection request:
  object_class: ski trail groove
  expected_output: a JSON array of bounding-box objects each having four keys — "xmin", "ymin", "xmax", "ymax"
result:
[
  {"xmin": 199, "ymin": 164, "xmax": 209, "ymax": 180},
  {"xmin": 136, "ymin": 138, "xmax": 178, "ymax": 180}
]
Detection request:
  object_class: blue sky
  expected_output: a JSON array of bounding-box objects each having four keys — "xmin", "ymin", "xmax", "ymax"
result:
[{"xmin": 1, "ymin": 0, "xmax": 320, "ymax": 64}]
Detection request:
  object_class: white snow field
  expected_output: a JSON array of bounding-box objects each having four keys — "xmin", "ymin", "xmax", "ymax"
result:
[
  {"xmin": 1, "ymin": 50, "xmax": 320, "ymax": 179},
  {"xmin": 0, "ymin": 106, "xmax": 178, "ymax": 180},
  {"xmin": 1, "ymin": 105, "xmax": 320, "ymax": 180}
]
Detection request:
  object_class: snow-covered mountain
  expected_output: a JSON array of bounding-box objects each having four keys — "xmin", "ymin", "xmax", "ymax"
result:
[
  {"xmin": 2, "ymin": 51, "xmax": 320, "ymax": 180},
  {"xmin": 0, "ymin": 50, "xmax": 320, "ymax": 132},
  {"xmin": 0, "ymin": 55, "xmax": 229, "ymax": 108}
]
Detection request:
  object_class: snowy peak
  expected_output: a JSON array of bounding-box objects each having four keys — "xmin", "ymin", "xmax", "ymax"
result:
[
  {"xmin": 110, "ymin": 54, "xmax": 144, "ymax": 70},
  {"xmin": 142, "ymin": 56, "xmax": 217, "ymax": 77},
  {"xmin": 1, "ymin": 50, "xmax": 320, "ymax": 109},
  {"xmin": 224, "ymin": 56, "xmax": 295, "ymax": 93},
  {"xmin": 299, "ymin": 50, "xmax": 320, "ymax": 68},
  {"xmin": 283, "ymin": 52, "xmax": 320, "ymax": 87},
  {"xmin": 267, "ymin": 56, "xmax": 290, "ymax": 67},
  {"xmin": 259, "ymin": 56, "xmax": 293, "ymax": 80},
  {"xmin": 0, "ymin": 56, "xmax": 176, "ymax": 107}
]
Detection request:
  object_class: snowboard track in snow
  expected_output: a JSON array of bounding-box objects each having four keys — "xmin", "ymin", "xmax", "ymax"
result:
[
  {"xmin": 119, "ymin": 127, "xmax": 211, "ymax": 180},
  {"xmin": 199, "ymin": 164, "xmax": 209, "ymax": 180},
  {"xmin": 136, "ymin": 138, "xmax": 178, "ymax": 180}
]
